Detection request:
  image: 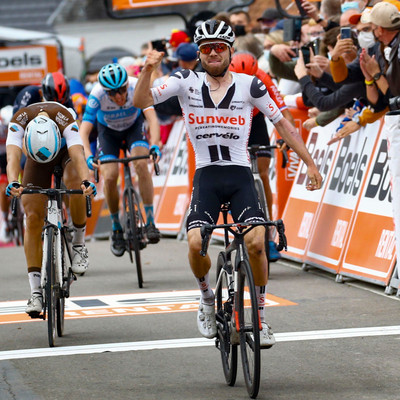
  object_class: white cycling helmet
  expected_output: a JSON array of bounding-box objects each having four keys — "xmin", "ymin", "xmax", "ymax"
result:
[
  {"xmin": 24, "ymin": 115, "xmax": 61, "ymax": 163},
  {"xmin": 194, "ymin": 19, "xmax": 235, "ymax": 45}
]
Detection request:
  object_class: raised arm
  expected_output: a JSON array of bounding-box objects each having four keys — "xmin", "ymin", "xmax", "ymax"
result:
[{"xmin": 133, "ymin": 50, "xmax": 164, "ymax": 109}]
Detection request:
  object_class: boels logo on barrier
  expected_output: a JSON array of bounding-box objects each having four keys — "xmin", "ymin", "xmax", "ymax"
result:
[{"xmin": 0, "ymin": 45, "xmax": 58, "ymax": 87}]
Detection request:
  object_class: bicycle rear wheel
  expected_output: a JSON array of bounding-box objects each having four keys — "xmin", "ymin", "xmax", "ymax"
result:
[
  {"xmin": 254, "ymin": 179, "xmax": 270, "ymax": 274},
  {"xmin": 238, "ymin": 260, "xmax": 261, "ymax": 399},
  {"xmin": 44, "ymin": 226, "xmax": 57, "ymax": 347},
  {"xmin": 123, "ymin": 189, "xmax": 144, "ymax": 288},
  {"xmin": 216, "ymin": 252, "xmax": 238, "ymax": 386}
]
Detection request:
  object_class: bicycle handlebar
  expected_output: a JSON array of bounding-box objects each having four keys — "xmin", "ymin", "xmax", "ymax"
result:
[
  {"xmin": 248, "ymin": 144, "xmax": 288, "ymax": 169},
  {"xmin": 199, "ymin": 219, "xmax": 287, "ymax": 257},
  {"xmin": 94, "ymin": 153, "xmax": 160, "ymax": 183},
  {"xmin": 14, "ymin": 187, "xmax": 92, "ymax": 218}
]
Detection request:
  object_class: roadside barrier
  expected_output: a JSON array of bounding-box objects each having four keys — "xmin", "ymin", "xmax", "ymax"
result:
[
  {"xmin": 281, "ymin": 115, "xmax": 397, "ymax": 291},
  {"xmin": 82, "ymin": 110, "xmax": 398, "ymax": 295}
]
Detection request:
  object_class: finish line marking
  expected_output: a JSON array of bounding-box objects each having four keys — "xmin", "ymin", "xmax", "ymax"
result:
[
  {"xmin": 0, "ymin": 290, "xmax": 296, "ymax": 325},
  {"xmin": 1, "ymin": 325, "xmax": 399, "ymax": 361}
]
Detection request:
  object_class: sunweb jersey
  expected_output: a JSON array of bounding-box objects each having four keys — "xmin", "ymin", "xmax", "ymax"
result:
[
  {"xmin": 151, "ymin": 70, "xmax": 283, "ymax": 169},
  {"xmin": 83, "ymin": 77, "xmax": 142, "ymax": 131}
]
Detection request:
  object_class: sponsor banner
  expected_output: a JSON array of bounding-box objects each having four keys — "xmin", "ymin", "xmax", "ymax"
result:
[
  {"xmin": 153, "ymin": 119, "xmax": 185, "ymax": 213},
  {"xmin": 111, "ymin": 0, "xmax": 221, "ymax": 10},
  {"xmin": 0, "ymin": 45, "xmax": 58, "ymax": 87},
  {"xmin": 281, "ymin": 118, "xmax": 341, "ymax": 261},
  {"xmin": 340, "ymin": 125, "xmax": 396, "ymax": 284},
  {"xmin": 155, "ymin": 120, "xmax": 189, "ymax": 233},
  {"xmin": 274, "ymin": 108, "xmax": 311, "ymax": 218},
  {"xmin": 305, "ymin": 120, "xmax": 381, "ymax": 271}
]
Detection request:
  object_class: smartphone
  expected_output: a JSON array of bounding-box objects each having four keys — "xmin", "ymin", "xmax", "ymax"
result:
[
  {"xmin": 311, "ymin": 38, "xmax": 320, "ymax": 56},
  {"xmin": 340, "ymin": 27, "xmax": 352, "ymax": 39},
  {"xmin": 301, "ymin": 46, "xmax": 310, "ymax": 65},
  {"xmin": 151, "ymin": 39, "xmax": 167, "ymax": 53}
]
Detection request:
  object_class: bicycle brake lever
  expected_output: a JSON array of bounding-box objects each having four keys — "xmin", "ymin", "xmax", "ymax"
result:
[
  {"xmin": 281, "ymin": 148, "xmax": 289, "ymax": 168},
  {"xmin": 200, "ymin": 225, "xmax": 212, "ymax": 257},
  {"xmin": 11, "ymin": 197, "xmax": 18, "ymax": 217},
  {"xmin": 85, "ymin": 196, "xmax": 92, "ymax": 218},
  {"xmin": 275, "ymin": 219, "xmax": 287, "ymax": 251}
]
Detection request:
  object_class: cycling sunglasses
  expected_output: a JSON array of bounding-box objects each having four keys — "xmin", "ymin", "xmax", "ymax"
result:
[
  {"xmin": 106, "ymin": 85, "xmax": 128, "ymax": 97},
  {"xmin": 199, "ymin": 42, "xmax": 230, "ymax": 55}
]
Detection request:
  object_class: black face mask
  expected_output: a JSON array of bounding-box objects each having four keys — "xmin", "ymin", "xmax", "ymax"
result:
[{"xmin": 234, "ymin": 24, "xmax": 246, "ymax": 37}]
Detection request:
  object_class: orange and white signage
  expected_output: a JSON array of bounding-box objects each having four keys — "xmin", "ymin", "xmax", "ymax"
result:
[
  {"xmin": 111, "ymin": 0, "xmax": 222, "ymax": 10},
  {"xmin": 305, "ymin": 120, "xmax": 381, "ymax": 272},
  {"xmin": 0, "ymin": 45, "xmax": 58, "ymax": 87},
  {"xmin": 339, "ymin": 127, "xmax": 396, "ymax": 284},
  {"xmin": 281, "ymin": 119, "xmax": 341, "ymax": 262},
  {"xmin": 154, "ymin": 120, "xmax": 189, "ymax": 234}
]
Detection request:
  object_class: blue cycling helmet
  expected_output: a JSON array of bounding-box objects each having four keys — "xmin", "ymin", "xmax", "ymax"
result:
[{"xmin": 98, "ymin": 63, "xmax": 128, "ymax": 90}]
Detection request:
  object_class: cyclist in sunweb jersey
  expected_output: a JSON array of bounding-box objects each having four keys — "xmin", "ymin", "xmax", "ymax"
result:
[
  {"xmin": 80, "ymin": 63, "xmax": 161, "ymax": 257},
  {"xmin": 229, "ymin": 51, "xmax": 294, "ymax": 262},
  {"xmin": 134, "ymin": 19, "xmax": 322, "ymax": 347},
  {"xmin": 6, "ymin": 102, "xmax": 96, "ymax": 315}
]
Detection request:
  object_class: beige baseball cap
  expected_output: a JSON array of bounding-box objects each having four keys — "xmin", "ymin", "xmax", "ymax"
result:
[{"xmin": 364, "ymin": 1, "xmax": 400, "ymax": 29}]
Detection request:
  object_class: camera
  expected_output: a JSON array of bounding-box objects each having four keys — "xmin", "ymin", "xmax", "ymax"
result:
[{"xmin": 389, "ymin": 96, "xmax": 400, "ymax": 111}]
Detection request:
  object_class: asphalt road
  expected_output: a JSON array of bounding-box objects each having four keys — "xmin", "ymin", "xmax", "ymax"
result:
[{"xmin": 0, "ymin": 237, "xmax": 399, "ymax": 400}]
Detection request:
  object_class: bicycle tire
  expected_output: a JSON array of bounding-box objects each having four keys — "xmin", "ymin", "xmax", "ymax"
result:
[
  {"xmin": 123, "ymin": 189, "xmax": 144, "ymax": 288},
  {"xmin": 44, "ymin": 226, "xmax": 57, "ymax": 347},
  {"xmin": 216, "ymin": 251, "xmax": 238, "ymax": 386},
  {"xmin": 56, "ymin": 231, "xmax": 67, "ymax": 337},
  {"xmin": 238, "ymin": 259, "xmax": 261, "ymax": 399},
  {"xmin": 254, "ymin": 179, "xmax": 270, "ymax": 275}
]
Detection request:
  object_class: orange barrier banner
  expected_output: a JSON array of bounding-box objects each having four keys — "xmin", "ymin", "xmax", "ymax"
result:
[
  {"xmin": 304, "ymin": 120, "xmax": 381, "ymax": 272},
  {"xmin": 281, "ymin": 118, "xmax": 341, "ymax": 262},
  {"xmin": 273, "ymin": 108, "xmax": 311, "ymax": 218},
  {"xmin": 153, "ymin": 119, "xmax": 185, "ymax": 213},
  {"xmin": 339, "ymin": 126, "xmax": 396, "ymax": 285},
  {"xmin": 0, "ymin": 45, "xmax": 58, "ymax": 87},
  {"xmin": 154, "ymin": 120, "xmax": 189, "ymax": 234}
]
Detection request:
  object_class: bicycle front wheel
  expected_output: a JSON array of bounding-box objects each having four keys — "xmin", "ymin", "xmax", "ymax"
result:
[
  {"xmin": 56, "ymin": 232, "xmax": 67, "ymax": 337},
  {"xmin": 216, "ymin": 252, "xmax": 237, "ymax": 386},
  {"xmin": 238, "ymin": 260, "xmax": 261, "ymax": 399},
  {"xmin": 44, "ymin": 226, "xmax": 57, "ymax": 347},
  {"xmin": 123, "ymin": 189, "xmax": 143, "ymax": 288}
]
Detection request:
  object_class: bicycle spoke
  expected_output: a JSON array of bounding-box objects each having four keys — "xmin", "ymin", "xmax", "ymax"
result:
[
  {"xmin": 216, "ymin": 252, "xmax": 237, "ymax": 387},
  {"xmin": 238, "ymin": 260, "xmax": 261, "ymax": 399}
]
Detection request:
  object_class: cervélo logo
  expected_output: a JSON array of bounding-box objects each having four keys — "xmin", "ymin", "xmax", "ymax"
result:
[{"xmin": 0, "ymin": 47, "xmax": 46, "ymax": 71}]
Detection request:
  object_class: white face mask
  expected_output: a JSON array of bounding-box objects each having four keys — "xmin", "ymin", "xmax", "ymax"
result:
[
  {"xmin": 85, "ymin": 81, "xmax": 95, "ymax": 94},
  {"xmin": 357, "ymin": 31, "xmax": 376, "ymax": 49}
]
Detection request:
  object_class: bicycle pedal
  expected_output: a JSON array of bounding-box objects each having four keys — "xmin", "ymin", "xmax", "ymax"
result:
[{"xmin": 28, "ymin": 312, "xmax": 44, "ymax": 320}]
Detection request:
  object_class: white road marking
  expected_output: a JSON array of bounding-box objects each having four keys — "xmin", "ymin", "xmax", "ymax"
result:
[{"xmin": 1, "ymin": 325, "xmax": 399, "ymax": 361}]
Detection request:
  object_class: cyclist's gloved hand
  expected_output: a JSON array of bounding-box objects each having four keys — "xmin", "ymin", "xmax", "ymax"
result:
[
  {"xmin": 81, "ymin": 180, "xmax": 97, "ymax": 197},
  {"xmin": 86, "ymin": 155, "xmax": 96, "ymax": 171},
  {"xmin": 149, "ymin": 144, "xmax": 162, "ymax": 160},
  {"xmin": 6, "ymin": 181, "xmax": 21, "ymax": 197}
]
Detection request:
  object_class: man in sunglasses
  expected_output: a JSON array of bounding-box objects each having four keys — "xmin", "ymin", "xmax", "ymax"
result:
[
  {"xmin": 134, "ymin": 19, "xmax": 322, "ymax": 347},
  {"xmin": 80, "ymin": 63, "xmax": 161, "ymax": 257}
]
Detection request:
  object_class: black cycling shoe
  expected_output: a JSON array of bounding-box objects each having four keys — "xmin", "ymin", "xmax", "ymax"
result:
[
  {"xmin": 111, "ymin": 230, "xmax": 126, "ymax": 257},
  {"xmin": 145, "ymin": 222, "xmax": 161, "ymax": 244}
]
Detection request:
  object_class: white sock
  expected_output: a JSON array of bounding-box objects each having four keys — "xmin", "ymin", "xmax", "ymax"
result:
[
  {"xmin": 72, "ymin": 225, "xmax": 86, "ymax": 246},
  {"xmin": 196, "ymin": 273, "xmax": 214, "ymax": 305},
  {"xmin": 28, "ymin": 272, "xmax": 41, "ymax": 295},
  {"xmin": 256, "ymin": 285, "xmax": 267, "ymax": 323}
]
